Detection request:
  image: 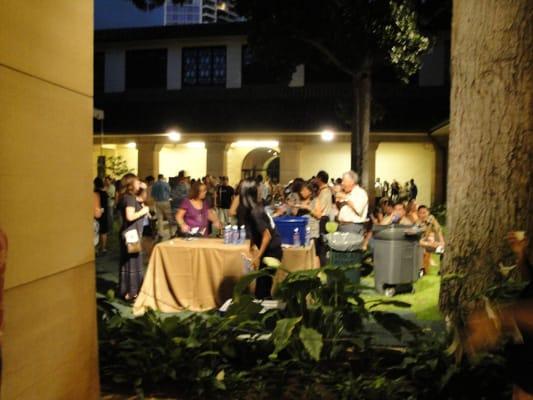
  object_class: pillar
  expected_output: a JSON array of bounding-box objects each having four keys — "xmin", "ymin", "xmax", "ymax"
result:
[
  {"xmin": 0, "ymin": 0, "xmax": 99, "ymax": 398},
  {"xmin": 367, "ymin": 142, "xmax": 380, "ymax": 207},
  {"xmin": 138, "ymin": 143, "xmax": 163, "ymax": 179},
  {"xmin": 280, "ymin": 142, "xmax": 302, "ymax": 184},
  {"xmin": 433, "ymin": 143, "xmax": 448, "ymax": 205},
  {"xmin": 206, "ymin": 142, "xmax": 228, "ymax": 177},
  {"xmin": 226, "ymin": 42, "xmax": 242, "ymax": 89}
]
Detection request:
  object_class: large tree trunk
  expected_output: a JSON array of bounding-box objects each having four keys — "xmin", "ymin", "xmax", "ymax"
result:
[
  {"xmin": 439, "ymin": 0, "xmax": 533, "ymax": 328},
  {"xmin": 350, "ymin": 68, "xmax": 372, "ymax": 191}
]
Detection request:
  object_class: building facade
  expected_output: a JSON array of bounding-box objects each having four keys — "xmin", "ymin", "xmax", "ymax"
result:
[
  {"xmin": 164, "ymin": 0, "xmax": 241, "ymax": 25},
  {"xmin": 94, "ymin": 23, "xmax": 449, "ymax": 206}
]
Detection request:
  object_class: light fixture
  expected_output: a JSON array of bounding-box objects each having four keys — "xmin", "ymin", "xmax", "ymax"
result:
[
  {"xmin": 231, "ymin": 140, "xmax": 279, "ymax": 148},
  {"xmin": 126, "ymin": 142, "xmax": 137, "ymax": 149},
  {"xmin": 186, "ymin": 141, "xmax": 205, "ymax": 149},
  {"xmin": 167, "ymin": 130, "xmax": 182, "ymax": 142},
  {"xmin": 101, "ymin": 144, "xmax": 117, "ymax": 150},
  {"xmin": 321, "ymin": 129, "xmax": 335, "ymax": 142}
]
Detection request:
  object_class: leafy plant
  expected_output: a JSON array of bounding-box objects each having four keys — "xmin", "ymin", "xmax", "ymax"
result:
[
  {"xmin": 97, "ymin": 261, "xmax": 511, "ymax": 399},
  {"xmin": 106, "ymin": 156, "xmax": 134, "ymax": 179}
]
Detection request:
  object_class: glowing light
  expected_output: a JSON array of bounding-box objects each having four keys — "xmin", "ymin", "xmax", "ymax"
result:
[
  {"xmin": 167, "ymin": 130, "xmax": 182, "ymax": 142},
  {"xmin": 321, "ymin": 129, "xmax": 335, "ymax": 142},
  {"xmin": 186, "ymin": 141, "xmax": 205, "ymax": 149},
  {"xmin": 101, "ymin": 144, "xmax": 117, "ymax": 150},
  {"xmin": 231, "ymin": 140, "xmax": 279, "ymax": 148},
  {"xmin": 126, "ymin": 142, "xmax": 137, "ymax": 149}
]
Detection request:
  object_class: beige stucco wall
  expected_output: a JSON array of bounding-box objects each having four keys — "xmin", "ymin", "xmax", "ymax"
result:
[
  {"xmin": 299, "ymin": 143, "xmax": 351, "ymax": 181},
  {"xmin": 0, "ymin": 1, "xmax": 99, "ymax": 398},
  {"xmin": 375, "ymin": 142, "xmax": 436, "ymax": 206},
  {"xmin": 159, "ymin": 144, "xmax": 207, "ymax": 179}
]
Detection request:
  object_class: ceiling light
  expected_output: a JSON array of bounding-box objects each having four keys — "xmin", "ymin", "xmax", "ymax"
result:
[
  {"xmin": 321, "ymin": 129, "xmax": 335, "ymax": 142},
  {"xmin": 167, "ymin": 130, "xmax": 182, "ymax": 142},
  {"xmin": 126, "ymin": 142, "xmax": 137, "ymax": 149}
]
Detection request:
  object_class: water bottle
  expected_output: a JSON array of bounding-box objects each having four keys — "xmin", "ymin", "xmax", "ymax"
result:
[
  {"xmin": 239, "ymin": 225, "xmax": 246, "ymax": 244},
  {"xmin": 231, "ymin": 225, "xmax": 239, "ymax": 244},
  {"xmin": 223, "ymin": 225, "xmax": 231, "ymax": 244},
  {"xmin": 293, "ymin": 228, "xmax": 300, "ymax": 247},
  {"xmin": 305, "ymin": 226, "xmax": 311, "ymax": 247}
]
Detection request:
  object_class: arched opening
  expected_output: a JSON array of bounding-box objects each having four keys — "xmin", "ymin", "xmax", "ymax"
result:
[{"xmin": 241, "ymin": 147, "xmax": 280, "ymax": 182}]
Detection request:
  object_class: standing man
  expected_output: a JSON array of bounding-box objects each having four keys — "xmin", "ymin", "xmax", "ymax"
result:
[
  {"xmin": 315, "ymin": 170, "xmax": 334, "ymax": 266},
  {"xmin": 335, "ymin": 171, "xmax": 368, "ymax": 236},
  {"xmin": 409, "ymin": 178, "xmax": 418, "ymax": 200},
  {"xmin": 151, "ymin": 174, "xmax": 174, "ymax": 240},
  {"xmin": 216, "ymin": 176, "xmax": 235, "ymax": 227},
  {"xmin": 374, "ymin": 177, "xmax": 383, "ymax": 207}
]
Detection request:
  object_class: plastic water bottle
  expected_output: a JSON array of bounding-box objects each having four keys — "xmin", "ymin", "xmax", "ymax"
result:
[
  {"xmin": 239, "ymin": 225, "xmax": 246, "ymax": 244},
  {"xmin": 231, "ymin": 225, "xmax": 239, "ymax": 244},
  {"xmin": 293, "ymin": 228, "xmax": 300, "ymax": 247},
  {"xmin": 223, "ymin": 225, "xmax": 231, "ymax": 244},
  {"xmin": 305, "ymin": 226, "xmax": 311, "ymax": 247}
]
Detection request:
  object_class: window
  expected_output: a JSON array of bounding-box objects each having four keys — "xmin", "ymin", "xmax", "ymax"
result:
[
  {"xmin": 94, "ymin": 52, "xmax": 105, "ymax": 94},
  {"xmin": 182, "ymin": 47, "xmax": 226, "ymax": 87},
  {"xmin": 125, "ymin": 49, "xmax": 167, "ymax": 90}
]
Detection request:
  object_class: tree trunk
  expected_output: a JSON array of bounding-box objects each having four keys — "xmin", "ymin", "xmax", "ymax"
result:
[
  {"xmin": 439, "ymin": 0, "xmax": 533, "ymax": 328},
  {"xmin": 350, "ymin": 68, "xmax": 371, "ymax": 191}
]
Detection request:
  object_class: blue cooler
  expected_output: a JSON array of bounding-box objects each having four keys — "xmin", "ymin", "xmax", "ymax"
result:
[{"xmin": 274, "ymin": 216, "xmax": 308, "ymax": 245}]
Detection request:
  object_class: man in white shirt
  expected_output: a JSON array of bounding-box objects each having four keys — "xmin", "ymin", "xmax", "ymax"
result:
[{"xmin": 335, "ymin": 170, "xmax": 368, "ymax": 235}]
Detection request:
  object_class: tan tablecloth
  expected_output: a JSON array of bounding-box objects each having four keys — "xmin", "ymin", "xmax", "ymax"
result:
[{"xmin": 133, "ymin": 238, "xmax": 316, "ymax": 314}]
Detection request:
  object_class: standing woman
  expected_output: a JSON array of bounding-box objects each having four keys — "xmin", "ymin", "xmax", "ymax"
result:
[
  {"xmin": 176, "ymin": 181, "xmax": 221, "ymax": 236},
  {"xmin": 117, "ymin": 174, "xmax": 150, "ymax": 301},
  {"xmin": 94, "ymin": 177, "xmax": 109, "ymax": 254},
  {"xmin": 240, "ymin": 179, "xmax": 283, "ymax": 299}
]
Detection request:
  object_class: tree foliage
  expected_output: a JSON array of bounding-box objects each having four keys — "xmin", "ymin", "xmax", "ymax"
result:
[{"xmin": 235, "ymin": 0, "xmax": 429, "ymax": 81}]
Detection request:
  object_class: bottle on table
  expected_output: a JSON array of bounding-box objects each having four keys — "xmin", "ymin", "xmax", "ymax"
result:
[
  {"xmin": 293, "ymin": 227, "xmax": 300, "ymax": 247},
  {"xmin": 231, "ymin": 225, "xmax": 239, "ymax": 244},
  {"xmin": 223, "ymin": 225, "xmax": 232, "ymax": 244},
  {"xmin": 305, "ymin": 225, "xmax": 311, "ymax": 247},
  {"xmin": 239, "ymin": 225, "xmax": 246, "ymax": 244}
]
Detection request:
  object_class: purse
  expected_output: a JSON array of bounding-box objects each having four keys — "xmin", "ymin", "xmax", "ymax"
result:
[{"xmin": 123, "ymin": 228, "xmax": 141, "ymax": 254}]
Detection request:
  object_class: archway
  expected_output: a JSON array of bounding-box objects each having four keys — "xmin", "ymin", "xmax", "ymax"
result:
[{"xmin": 241, "ymin": 147, "xmax": 280, "ymax": 182}]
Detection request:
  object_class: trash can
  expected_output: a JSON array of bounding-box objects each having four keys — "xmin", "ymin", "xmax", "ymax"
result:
[
  {"xmin": 372, "ymin": 225, "xmax": 424, "ymax": 296},
  {"xmin": 274, "ymin": 216, "xmax": 308, "ymax": 245},
  {"xmin": 325, "ymin": 232, "xmax": 364, "ymax": 284}
]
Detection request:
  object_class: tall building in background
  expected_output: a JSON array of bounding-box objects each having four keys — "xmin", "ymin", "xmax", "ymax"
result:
[{"xmin": 164, "ymin": 0, "xmax": 241, "ymax": 25}]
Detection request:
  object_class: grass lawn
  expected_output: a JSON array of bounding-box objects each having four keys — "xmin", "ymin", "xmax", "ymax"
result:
[{"xmin": 360, "ymin": 253, "xmax": 442, "ymax": 321}]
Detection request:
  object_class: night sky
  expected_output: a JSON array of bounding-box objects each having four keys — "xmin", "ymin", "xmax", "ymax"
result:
[{"xmin": 95, "ymin": 0, "xmax": 165, "ymax": 29}]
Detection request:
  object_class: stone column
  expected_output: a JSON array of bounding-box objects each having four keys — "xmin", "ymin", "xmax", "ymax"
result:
[
  {"xmin": 138, "ymin": 143, "xmax": 163, "ymax": 179},
  {"xmin": 280, "ymin": 142, "xmax": 302, "ymax": 185},
  {"xmin": 367, "ymin": 141, "xmax": 380, "ymax": 207},
  {"xmin": 206, "ymin": 142, "xmax": 228, "ymax": 177}
]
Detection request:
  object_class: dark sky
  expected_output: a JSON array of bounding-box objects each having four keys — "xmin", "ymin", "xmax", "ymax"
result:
[{"xmin": 95, "ymin": 0, "xmax": 165, "ymax": 29}]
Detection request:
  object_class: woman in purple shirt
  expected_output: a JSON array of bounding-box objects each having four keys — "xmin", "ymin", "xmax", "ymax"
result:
[{"xmin": 176, "ymin": 181, "xmax": 221, "ymax": 236}]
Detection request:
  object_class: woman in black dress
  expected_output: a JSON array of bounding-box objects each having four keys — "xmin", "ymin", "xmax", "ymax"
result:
[
  {"xmin": 93, "ymin": 177, "xmax": 109, "ymax": 254},
  {"xmin": 240, "ymin": 179, "xmax": 283, "ymax": 299},
  {"xmin": 117, "ymin": 174, "xmax": 150, "ymax": 301}
]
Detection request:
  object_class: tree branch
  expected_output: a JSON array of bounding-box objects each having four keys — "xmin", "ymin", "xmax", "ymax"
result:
[{"xmin": 294, "ymin": 35, "xmax": 357, "ymax": 78}]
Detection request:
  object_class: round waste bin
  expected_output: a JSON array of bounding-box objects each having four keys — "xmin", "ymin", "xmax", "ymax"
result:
[
  {"xmin": 372, "ymin": 225, "xmax": 424, "ymax": 296},
  {"xmin": 326, "ymin": 232, "xmax": 364, "ymax": 284}
]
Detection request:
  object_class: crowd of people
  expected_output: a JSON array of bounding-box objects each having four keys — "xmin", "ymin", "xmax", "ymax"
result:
[{"xmin": 93, "ymin": 170, "xmax": 443, "ymax": 301}]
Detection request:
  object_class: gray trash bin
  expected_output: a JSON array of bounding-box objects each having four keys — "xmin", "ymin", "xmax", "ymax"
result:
[{"xmin": 372, "ymin": 225, "xmax": 424, "ymax": 296}]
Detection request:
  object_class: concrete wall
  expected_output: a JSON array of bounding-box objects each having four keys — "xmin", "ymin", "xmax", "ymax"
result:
[
  {"xmin": 375, "ymin": 142, "xmax": 436, "ymax": 206},
  {"xmin": 0, "ymin": 1, "xmax": 99, "ymax": 398}
]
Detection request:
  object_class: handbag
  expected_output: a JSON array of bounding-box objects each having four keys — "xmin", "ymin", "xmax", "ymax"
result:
[{"xmin": 123, "ymin": 228, "xmax": 141, "ymax": 254}]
